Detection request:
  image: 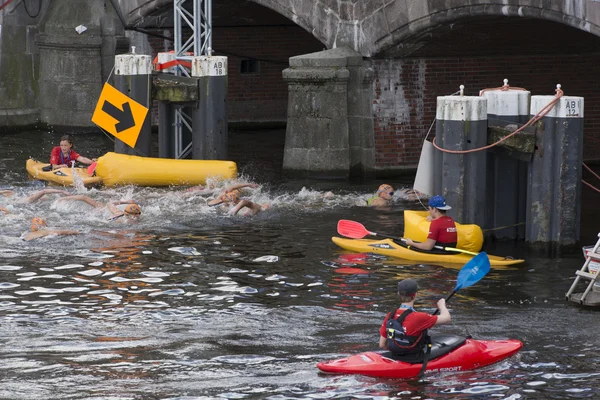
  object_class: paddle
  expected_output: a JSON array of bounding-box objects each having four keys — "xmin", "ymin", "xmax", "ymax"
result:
[
  {"xmin": 337, "ymin": 219, "xmax": 478, "ymax": 256},
  {"xmin": 433, "ymin": 251, "xmax": 491, "ymax": 315}
]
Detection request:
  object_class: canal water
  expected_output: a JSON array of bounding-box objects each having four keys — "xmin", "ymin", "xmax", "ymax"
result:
[{"xmin": 1, "ymin": 129, "xmax": 600, "ymax": 399}]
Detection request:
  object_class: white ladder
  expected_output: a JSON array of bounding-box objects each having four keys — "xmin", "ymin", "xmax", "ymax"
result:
[{"xmin": 566, "ymin": 233, "xmax": 600, "ymax": 304}]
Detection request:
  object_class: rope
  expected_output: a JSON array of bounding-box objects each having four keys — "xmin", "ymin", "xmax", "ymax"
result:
[
  {"xmin": 583, "ymin": 180, "xmax": 600, "ymax": 194},
  {"xmin": 23, "ymin": 0, "xmax": 41, "ymax": 18},
  {"xmin": 483, "ymin": 222, "xmax": 525, "ymax": 233},
  {"xmin": 479, "ymin": 81, "xmax": 528, "ymax": 96},
  {"xmin": 432, "ymin": 85, "xmax": 564, "ymax": 154},
  {"xmin": 0, "ymin": 0, "xmax": 14, "ymax": 11}
]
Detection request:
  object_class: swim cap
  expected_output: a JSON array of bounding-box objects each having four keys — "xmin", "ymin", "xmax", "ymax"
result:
[
  {"xmin": 124, "ymin": 203, "xmax": 142, "ymax": 215},
  {"xmin": 223, "ymin": 190, "xmax": 240, "ymax": 204},
  {"xmin": 30, "ymin": 217, "xmax": 47, "ymax": 232},
  {"xmin": 377, "ymin": 184, "xmax": 394, "ymax": 196}
]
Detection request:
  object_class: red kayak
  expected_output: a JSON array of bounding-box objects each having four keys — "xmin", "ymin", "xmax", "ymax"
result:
[{"xmin": 317, "ymin": 334, "xmax": 522, "ymax": 379}]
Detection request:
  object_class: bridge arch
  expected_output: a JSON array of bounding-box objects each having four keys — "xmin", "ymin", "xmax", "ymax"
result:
[{"xmin": 370, "ymin": 3, "xmax": 600, "ymax": 57}]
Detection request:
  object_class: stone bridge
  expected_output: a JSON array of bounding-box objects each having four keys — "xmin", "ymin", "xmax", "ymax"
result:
[{"xmin": 117, "ymin": 0, "xmax": 600, "ymax": 57}]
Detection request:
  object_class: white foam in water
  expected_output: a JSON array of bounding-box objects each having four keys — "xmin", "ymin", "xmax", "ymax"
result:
[
  {"xmin": 78, "ymin": 269, "xmax": 103, "ymax": 277},
  {"xmin": 253, "ymin": 255, "xmax": 279, "ymax": 263},
  {"xmin": 142, "ymin": 251, "xmax": 152, "ymax": 254},
  {"xmin": 168, "ymin": 247, "xmax": 201, "ymax": 255},
  {"xmin": 0, "ymin": 265, "xmax": 22, "ymax": 271},
  {"xmin": 88, "ymin": 261, "xmax": 104, "ymax": 267},
  {"xmin": 55, "ymin": 264, "xmax": 86, "ymax": 270}
]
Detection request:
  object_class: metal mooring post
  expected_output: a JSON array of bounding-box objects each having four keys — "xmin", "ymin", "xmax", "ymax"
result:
[
  {"xmin": 527, "ymin": 86, "xmax": 584, "ymax": 247},
  {"xmin": 191, "ymin": 51, "xmax": 228, "ymax": 159},
  {"xmin": 481, "ymin": 80, "xmax": 530, "ymax": 239},
  {"xmin": 113, "ymin": 47, "xmax": 152, "ymax": 156},
  {"xmin": 434, "ymin": 87, "xmax": 488, "ymax": 226}
]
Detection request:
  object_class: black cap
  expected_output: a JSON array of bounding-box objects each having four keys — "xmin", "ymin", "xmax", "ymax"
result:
[{"xmin": 397, "ymin": 279, "xmax": 418, "ymax": 296}]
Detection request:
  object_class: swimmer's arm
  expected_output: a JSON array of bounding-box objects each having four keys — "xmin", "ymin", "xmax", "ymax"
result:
[
  {"xmin": 58, "ymin": 195, "xmax": 103, "ymax": 208},
  {"xmin": 370, "ymin": 197, "xmax": 389, "ymax": 207},
  {"xmin": 20, "ymin": 189, "xmax": 70, "ymax": 204},
  {"xmin": 223, "ymin": 183, "xmax": 259, "ymax": 192},
  {"xmin": 229, "ymin": 200, "xmax": 262, "ymax": 216},
  {"xmin": 0, "ymin": 190, "xmax": 14, "ymax": 197}
]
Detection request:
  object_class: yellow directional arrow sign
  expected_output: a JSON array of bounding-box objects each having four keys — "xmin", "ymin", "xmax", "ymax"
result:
[{"xmin": 91, "ymin": 83, "xmax": 148, "ymax": 148}]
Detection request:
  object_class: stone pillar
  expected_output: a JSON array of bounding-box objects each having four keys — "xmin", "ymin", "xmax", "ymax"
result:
[
  {"xmin": 113, "ymin": 50, "xmax": 152, "ymax": 156},
  {"xmin": 191, "ymin": 56, "xmax": 228, "ymax": 160},
  {"xmin": 434, "ymin": 94, "xmax": 488, "ymax": 226},
  {"xmin": 526, "ymin": 92, "xmax": 584, "ymax": 246},
  {"xmin": 282, "ymin": 47, "xmax": 374, "ymax": 179},
  {"xmin": 482, "ymin": 86, "xmax": 530, "ymax": 239},
  {"xmin": 0, "ymin": 0, "xmax": 46, "ymax": 126},
  {"xmin": 36, "ymin": 0, "xmax": 123, "ymax": 128}
]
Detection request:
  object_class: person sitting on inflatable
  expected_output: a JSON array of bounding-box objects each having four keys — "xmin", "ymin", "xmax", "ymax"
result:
[
  {"xmin": 50, "ymin": 134, "xmax": 97, "ymax": 170},
  {"xmin": 403, "ymin": 195, "xmax": 457, "ymax": 251},
  {"xmin": 379, "ymin": 279, "xmax": 451, "ymax": 356}
]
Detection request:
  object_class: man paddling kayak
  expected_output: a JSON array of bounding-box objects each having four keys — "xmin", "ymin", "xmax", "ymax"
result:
[
  {"xmin": 379, "ymin": 279, "xmax": 451, "ymax": 356},
  {"xmin": 403, "ymin": 195, "xmax": 457, "ymax": 251}
]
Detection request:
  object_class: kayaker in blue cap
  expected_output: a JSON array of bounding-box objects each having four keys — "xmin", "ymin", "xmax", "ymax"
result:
[
  {"xmin": 379, "ymin": 278, "xmax": 451, "ymax": 355},
  {"xmin": 403, "ymin": 195, "xmax": 457, "ymax": 251}
]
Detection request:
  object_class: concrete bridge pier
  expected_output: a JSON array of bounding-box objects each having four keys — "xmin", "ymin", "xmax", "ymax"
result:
[
  {"xmin": 36, "ymin": 0, "xmax": 124, "ymax": 128},
  {"xmin": 282, "ymin": 47, "xmax": 375, "ymax": 180},
  {"xmin": 482, "ymin": 86, "xmax": 530, "ymax": 239},
  {"xmin": 526, "ymin": 92, "xmax": 584, "ymax": 247},
  {"xmin": 434, "ymin": 94, "xmax": 488, "ymax": 227}
]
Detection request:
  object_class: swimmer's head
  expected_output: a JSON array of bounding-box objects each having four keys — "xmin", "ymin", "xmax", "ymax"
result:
[
  {"xmin": 30, "ymin": 217, "xmax": 47, "ymax": 232},
  {"xmin": 223, "ymin": 190, "xmax": 240, "ymax": 205},
  {"xmin": 377, "ymin": 184, "xmax": 394, "ymax": 198},
  {"xmin": 124, "ymin": 203, "xmax": 142, "ymax": 216}
]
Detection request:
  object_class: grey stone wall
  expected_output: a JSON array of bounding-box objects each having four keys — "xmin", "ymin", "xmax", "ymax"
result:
[
  {"xmin": 36, "ymin": 0, "xmax": 125, "ymax": 128},
  {"xmin": 282, "ymin": 47, "xmax": 374, "ymax": 179},
  {"xmin": 0, "ymin": 1, "xmax": 42, "ymax": 126}
]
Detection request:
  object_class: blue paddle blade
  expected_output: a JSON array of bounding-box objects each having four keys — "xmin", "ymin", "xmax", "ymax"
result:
[{"xmin": 454, "ymin": 252, "xmax": 491, "ymax": 291}]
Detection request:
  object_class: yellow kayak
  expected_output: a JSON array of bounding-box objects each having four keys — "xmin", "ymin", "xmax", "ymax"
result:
[
  {"xmin": 331, "ymin": 236, "xmax": 524, "ymax": 266},
  {"xmin": 26, "ymin": 158, "xmax": 103, "ymax": 187},
  {"xmin": 95, "ymin": 152, "xmax": 238, "ymax": 187}
]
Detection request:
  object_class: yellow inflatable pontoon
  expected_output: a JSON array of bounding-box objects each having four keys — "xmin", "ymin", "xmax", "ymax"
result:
[
  {"xmin": 26, "ymin": 158, "xmax": 103, "ymax": 187},
  {"xmin": 95, "ymin": 152, "xmax": 238, "ymax": 187}
]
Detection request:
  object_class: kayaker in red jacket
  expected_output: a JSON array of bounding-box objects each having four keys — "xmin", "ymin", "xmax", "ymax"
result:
[
  {"xmin": 379, "ymin": 279, "xmax": 451, "ymax": 355},
  {"xmin": 50, "ymin": 135, "xmax": 96, "ymax": 170},
  {"xmin": 403, "ymin": 195, "xmax": 458, "ymax": 250}
]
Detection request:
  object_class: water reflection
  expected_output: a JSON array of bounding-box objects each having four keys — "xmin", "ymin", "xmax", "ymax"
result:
[{"xmin": 1, "ymin": 129, "xmax": 600, "ymax": 398}]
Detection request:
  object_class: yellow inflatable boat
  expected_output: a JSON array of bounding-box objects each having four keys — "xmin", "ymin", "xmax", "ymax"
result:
[
  {"xmin": 26, "ymin": 158, "xmax": 103, "ymax": 187},
  {"xmin": 95, "ymin": 152, "xmax": 238, "ymax": 187},
  {"xmin": 331, "ymin": 237, "xmax": 524, "ymax": 266}
]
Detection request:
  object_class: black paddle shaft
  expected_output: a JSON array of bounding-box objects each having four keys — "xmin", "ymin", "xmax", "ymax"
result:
[{"xmin": 432, "ymin": 290, "xmax": 457, "ymax": 316}]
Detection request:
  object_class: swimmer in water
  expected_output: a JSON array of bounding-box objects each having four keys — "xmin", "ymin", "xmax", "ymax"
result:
[
  {"xmin": 364, "ymin": 184, "xmax": 395, "ymax": 207},
  {"xmin": 57, "ymin": 195, "xmax": 141, "ymax": 220},
  {"xmin": 207, "ymin": 183, "xmax": 268, "ymax": 216},
  {"xmin": 23, "ymin": 217, "xmax": 79, "ymax": 241}
]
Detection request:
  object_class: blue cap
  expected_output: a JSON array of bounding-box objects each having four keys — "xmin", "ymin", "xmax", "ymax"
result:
[{"xmin": 428, "ymin": 195, "xmax": 451, "ymax": 210}]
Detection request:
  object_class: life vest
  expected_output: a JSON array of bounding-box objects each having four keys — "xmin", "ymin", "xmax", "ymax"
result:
[{"xmin": 386, "ymin": 308, "xmax": 430, "ymax": 355}]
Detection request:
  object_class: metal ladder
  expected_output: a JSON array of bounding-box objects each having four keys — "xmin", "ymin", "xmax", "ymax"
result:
[{"xmin": 566, "ymin": 233, "xmax": 600, "ymax": 304}]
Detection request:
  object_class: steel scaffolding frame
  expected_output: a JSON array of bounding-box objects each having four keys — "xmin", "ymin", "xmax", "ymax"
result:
[{"xmin": 172, "ymin": 0, "xmax": 212, "ymax": 159}]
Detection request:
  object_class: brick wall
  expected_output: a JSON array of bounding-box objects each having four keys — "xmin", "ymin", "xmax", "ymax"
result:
[
  {"xmin": 373, "ymin": 53, "xmax": 600, "ymax": 168},
  {"xmin": 145, "ymin": 26, "xmax": 324, "ymax": 124}
]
